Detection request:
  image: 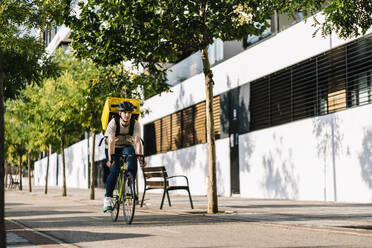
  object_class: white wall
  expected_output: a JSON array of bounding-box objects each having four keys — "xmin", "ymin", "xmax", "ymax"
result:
[
  {"xmin": 58, "ymin": 139, "xmax": 89, "ymax": 188},
  {"xmin": 34, "ymin": 153, "xmax": 58, "ymax": 187},
  {"xmin": 46, "ymin": 25, "xmax": 71, "ymax": 55},
  {"xmin": 142, "ymin": 138, "xmax": 230, "ymax": 196},
  {"xmin": 167, "ymin": 39, "xmax": 224, "ymax": 86},
  {"xmin": 239, "ymin": 104, "xmax": 372, "ymax": 203},
  {"xmin": 34, "ymin": 133, "xmax": 106, "ymax": 189}
]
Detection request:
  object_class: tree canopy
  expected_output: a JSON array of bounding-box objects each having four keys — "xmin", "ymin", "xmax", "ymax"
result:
[{"xmin": 1, "ymin": 1, "xmax": 72, "ymax": 244}]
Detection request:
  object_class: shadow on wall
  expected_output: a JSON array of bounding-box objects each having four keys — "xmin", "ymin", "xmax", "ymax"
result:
[
  {"xmin": 312, "ymin": 114, "xmax": 343, "ymax": 201},
  {"xmin": 65, "ymin": 145, "xmax": 76, "ymax": 186},
  {"xmin": 312, "ymin": 114, "xmax": 343, "ymax": 163},
  {"xmin": 174, "ymin": 83, "xmax": 195, "ymax": 112},
  {"xmin": 239, "ymin": 85, "xmax": 250, "ymax": 134},
  {"xmin": 239, "ymin": 133, "xmax": 254, "ymax": 174},
  {"xmin": 260, "ymin": 134, "xmax": 299, "ymax": 199},
  {"xmin": 160, "ymin": 146, "xmax": 198, "ymax": 177},
  {"xmin": 358, "ymin": 127, "xmax": 372, "ymax": 189}
]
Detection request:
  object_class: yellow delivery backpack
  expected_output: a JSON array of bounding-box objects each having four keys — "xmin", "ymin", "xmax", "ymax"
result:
[{"xmin": 101, "ymin": 97, "xmax": 140, "ymax": 132}]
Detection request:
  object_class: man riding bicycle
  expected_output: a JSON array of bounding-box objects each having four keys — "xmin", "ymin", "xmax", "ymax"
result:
[{"xmin": 103, "ymin": 101, "xmax": 146, "ymax": 213}]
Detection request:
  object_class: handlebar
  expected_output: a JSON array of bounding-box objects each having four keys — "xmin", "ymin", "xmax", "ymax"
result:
[{"xmin": 116, "ymin": 154, "xmax": 145, "ymax": 163}]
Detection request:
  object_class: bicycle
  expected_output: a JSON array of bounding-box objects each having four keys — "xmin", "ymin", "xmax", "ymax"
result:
[{"xmin": 110, "ymin": 153, "xmax": 145, "ymax": 224}]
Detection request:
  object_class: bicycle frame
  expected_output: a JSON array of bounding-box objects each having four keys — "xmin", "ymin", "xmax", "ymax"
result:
[
  {"xmin": 116, "ymin": 163, "xmax": 129, "ymax": 204},
  {"xmin": 110, "ymin": 153, "xmax": 144, "ymax": 224}
]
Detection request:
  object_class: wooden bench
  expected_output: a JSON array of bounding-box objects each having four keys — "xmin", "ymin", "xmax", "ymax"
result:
[
  {"xmin": 8, "ymin": 176, "xmax": 20, "ymax": 190},
  {"xmin": 140, "ymin": 166, "xmax": 194, "ymax": 209}
]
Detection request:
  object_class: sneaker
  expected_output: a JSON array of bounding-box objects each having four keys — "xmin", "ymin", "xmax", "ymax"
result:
[{"xmin": 103, "ymin": 196, "xmax": 112, "ymax": 213}]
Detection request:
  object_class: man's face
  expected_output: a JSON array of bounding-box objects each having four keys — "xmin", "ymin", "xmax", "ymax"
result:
[{"xmin": 119, "ymin": 111, "xmax": 132, "ymax": 125}]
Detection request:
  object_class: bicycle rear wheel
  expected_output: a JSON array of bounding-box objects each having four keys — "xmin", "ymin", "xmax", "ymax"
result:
[
  {"xmin": 122, "ymin": 172, "xmax": 136, "ymax": 224},
  {"xmin": 111, "ymin": 173, "xmax": 122, "ymax": 222}
]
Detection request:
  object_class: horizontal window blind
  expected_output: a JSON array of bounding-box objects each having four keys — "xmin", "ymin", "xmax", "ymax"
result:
[
  {"xmin": 154, "ymin": 120, "xmax": 161, "ymax": 154},
  {"xmin": 182, "ymin": 106, "xmax": 194, "ymax": 147},
  {"xmin": 171, "ymin": 112, "xmax": 182, "ymax": 151},
  {"xmin": 194, "ymin": 101, "xmax": 206, "ymax": 144},
  {"xmin": 161, "ymin": 115, "xmax": 171, "ymax": 153},
  {"xmin": 213, "ymin": 96, "xmax": 221, "ymax": 139},
  {"xmin": 144, "ymin": 96, "xmax": 221, "ymax": 155},
  {"xmin": 249, "ymin": 33, "xmax": 372, "ymax": 132}
]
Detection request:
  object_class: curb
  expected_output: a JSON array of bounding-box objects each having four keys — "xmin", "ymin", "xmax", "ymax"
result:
[{"xmin": 6, "ymin": 219, "xmax": 77, "ymax": 247}]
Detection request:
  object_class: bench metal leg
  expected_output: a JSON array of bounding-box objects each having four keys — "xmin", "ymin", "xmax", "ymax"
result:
[
  {"xmin": 166, "ymin": 190, "xmax": 171, "ymax": 207},
  {"xmin": 160, "ymin": 190, "xmax": 166, "ymax": 209},
  {"xmin": 187, "ymin": 188, "xmax": 194, "ymax": 209},
  {"xmin": 140, "ymin": 189, "xmax": 146, "ymax": 207}
]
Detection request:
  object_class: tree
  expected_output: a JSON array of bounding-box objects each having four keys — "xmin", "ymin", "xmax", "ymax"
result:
[
  {"xmin": 52, "ymin": 50, "xmax": 104, "ymax": 200},
  {"xmin": 294, "ymin": 0, "xmax": 371, "ymax": 38},
  {"xmin": 21, "ymin": 83, "xmax": 60, "ymax": 194},
  {"xmin": 4, "ymin": 99, "xmax": 29, "ymax": 191},
  {"xmin": 53, "ymin": 48, "xmax": 169, "ymax": 199},
  {"xmin": 1, "ymin": 1, "xmax": 71, "ymax": 244}
]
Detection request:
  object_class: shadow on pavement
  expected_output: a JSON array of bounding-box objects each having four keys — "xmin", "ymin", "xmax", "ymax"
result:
[
  {"xmin": 45, "ymin": 230, "xmax": 151, "ymax": 244},
  {"xmin": 5, "ymin": 203, "xmax": 30, "ymax": 207},
  {"xmin": 131, "ymin": 213, "xmax": 237, "ymax": 226},
  {"xmin": 6, "ymin": 210, "xmax": 91, "ymax": 218},
  {"xmin": 225, "ymin": 203, "xmax": 372, "ymax": 209},
  {"xmin": 14, "ymin": 213, "xmax": 238, "ymax": 230}
]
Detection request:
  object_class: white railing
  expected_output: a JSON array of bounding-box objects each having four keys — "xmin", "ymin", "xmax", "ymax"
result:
[{"xmin": 166, "ymin": 39, "xmax": 224, "ymax": 86}]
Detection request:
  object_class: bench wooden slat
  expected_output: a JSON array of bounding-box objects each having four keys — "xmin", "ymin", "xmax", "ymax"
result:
[
  {"xmin": 147, "ymin": 186, "xmax": 164, "ymax": 189},
  {"xmin": 146, "ymin": 181, "xmax": 165, "ymax": 187},
  {"xmin": 144, "ymin": 172, "xmax": 165, "ymax": 178},
  {"xmin": 142, "ymin": 166, "xmax": 166, "ymax": 172}
]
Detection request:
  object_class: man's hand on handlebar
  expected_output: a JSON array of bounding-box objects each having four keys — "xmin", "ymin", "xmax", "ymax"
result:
[
  {"xmin": 106, "ymin": 160, "xmax": 114, "ymax": 168},
  {"xmin": 106, "ymin": 154, "xmax": 146, "ymax": 168}
]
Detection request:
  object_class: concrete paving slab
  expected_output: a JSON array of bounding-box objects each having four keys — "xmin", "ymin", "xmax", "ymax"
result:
[{"xmin": 5, "ymin": 183, "xmax": 372, "ymax": 247}]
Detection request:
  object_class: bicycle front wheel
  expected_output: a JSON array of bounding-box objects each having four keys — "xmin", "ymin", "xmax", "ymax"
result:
[
  {"xmin": 111, "ymin": 173, "xmax": 122, "ymax": 222},
  {"xmin": 122, "ymin": 172, "xmax": 136, "ymax": 224}
]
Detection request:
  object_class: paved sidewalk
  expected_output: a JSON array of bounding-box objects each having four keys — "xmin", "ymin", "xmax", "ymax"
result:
[
  {"xmin": 6, "ymin": 219, "xmax": 66, "ymax": 247},
  {"xmin": 5, "ymin": 184, "xmax": 372, "ymax": 247}
]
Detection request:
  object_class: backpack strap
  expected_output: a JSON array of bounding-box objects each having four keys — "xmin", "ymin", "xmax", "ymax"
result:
[
  {"xmin": 114, "ymin": 115, "xmax": 136, "ymax": 136},
  {"xmin": 114, "ymin": 115, "xmax": 120, "ymax": 136},
  {"xmin": 129, "ymin": 116, "xmax": 136, "ymax": 136}
]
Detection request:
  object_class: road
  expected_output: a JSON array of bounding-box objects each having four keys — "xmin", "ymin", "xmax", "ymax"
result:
[{"xmin": 5, "ymin": 186, "xmax": 372, "ymax": 247}]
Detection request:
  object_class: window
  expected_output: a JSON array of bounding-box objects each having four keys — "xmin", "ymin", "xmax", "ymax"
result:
[
  {"xmin": 194, "ymin": 101, "xmax": 206, "ymax": 144},
  {"xmin": 144, "ymin": 96, "xmax": 221, "ymax": 155},
  {"xmin": 248, "ymin": 33, "xmax": 372, "ymax": 133},
  {"xmin": 292, "ymin": 59, "xmax": 317, "ymax": 120},
  {"xmin": 347, "ymin": 36, "xmax": 372, "ymax": 107},
  {"xmin": 250, "ymin": 77, "xmax": 270, "ymax": 130},
  {"xmin": 270, "ymin": 69, "xmax": 292, "ymax": 125}
]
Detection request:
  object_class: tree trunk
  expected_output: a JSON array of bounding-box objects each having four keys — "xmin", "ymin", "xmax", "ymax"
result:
[
  {"xmin": 0, "ymin": 64, "xmax": 6, "ymax": 247},
  {"xmin": 28, "ymin": 150, "xmax": 32, "ymax": 192},
  {"xmin": 201, "ymin": 46, "xmax": 218, "ymax": 214},
  {"xmin": 18, "ymin": 151, "xmax": 23, "ymax": 190},
  {"xmin": 45, "ymin": 146, "xmax": 50, "ymax": 194},
  {"xmin": 61, "ymin": 136, "xmax": 67, "ymax": 197},
  {"xmin": 89, "ymin": 131, "xmax": 96, "ymax": 200},
  {"xmin": 4, "ymin": 161, "xmax": 8, "ymax": 189}
]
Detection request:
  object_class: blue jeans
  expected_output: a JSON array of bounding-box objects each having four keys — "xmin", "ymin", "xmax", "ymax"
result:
[{"xmin": 105, "ymin": 146, "xmax": 137, "ymax": 197}]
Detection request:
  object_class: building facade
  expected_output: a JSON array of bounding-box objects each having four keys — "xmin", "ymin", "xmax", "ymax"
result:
[{"xmin": 34, "ymin": 12, "xmax": 372, "ymax": 202}]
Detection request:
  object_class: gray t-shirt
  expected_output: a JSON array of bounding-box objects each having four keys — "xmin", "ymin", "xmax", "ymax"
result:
[{"xmin": 104, "ymin": 118, "xmax": 141, "ymax": 148}]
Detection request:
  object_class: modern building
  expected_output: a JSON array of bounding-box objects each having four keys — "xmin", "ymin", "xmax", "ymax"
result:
[{"xmin": 34, "ymin": 10, "xmax": 372, "ymax": 203}]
